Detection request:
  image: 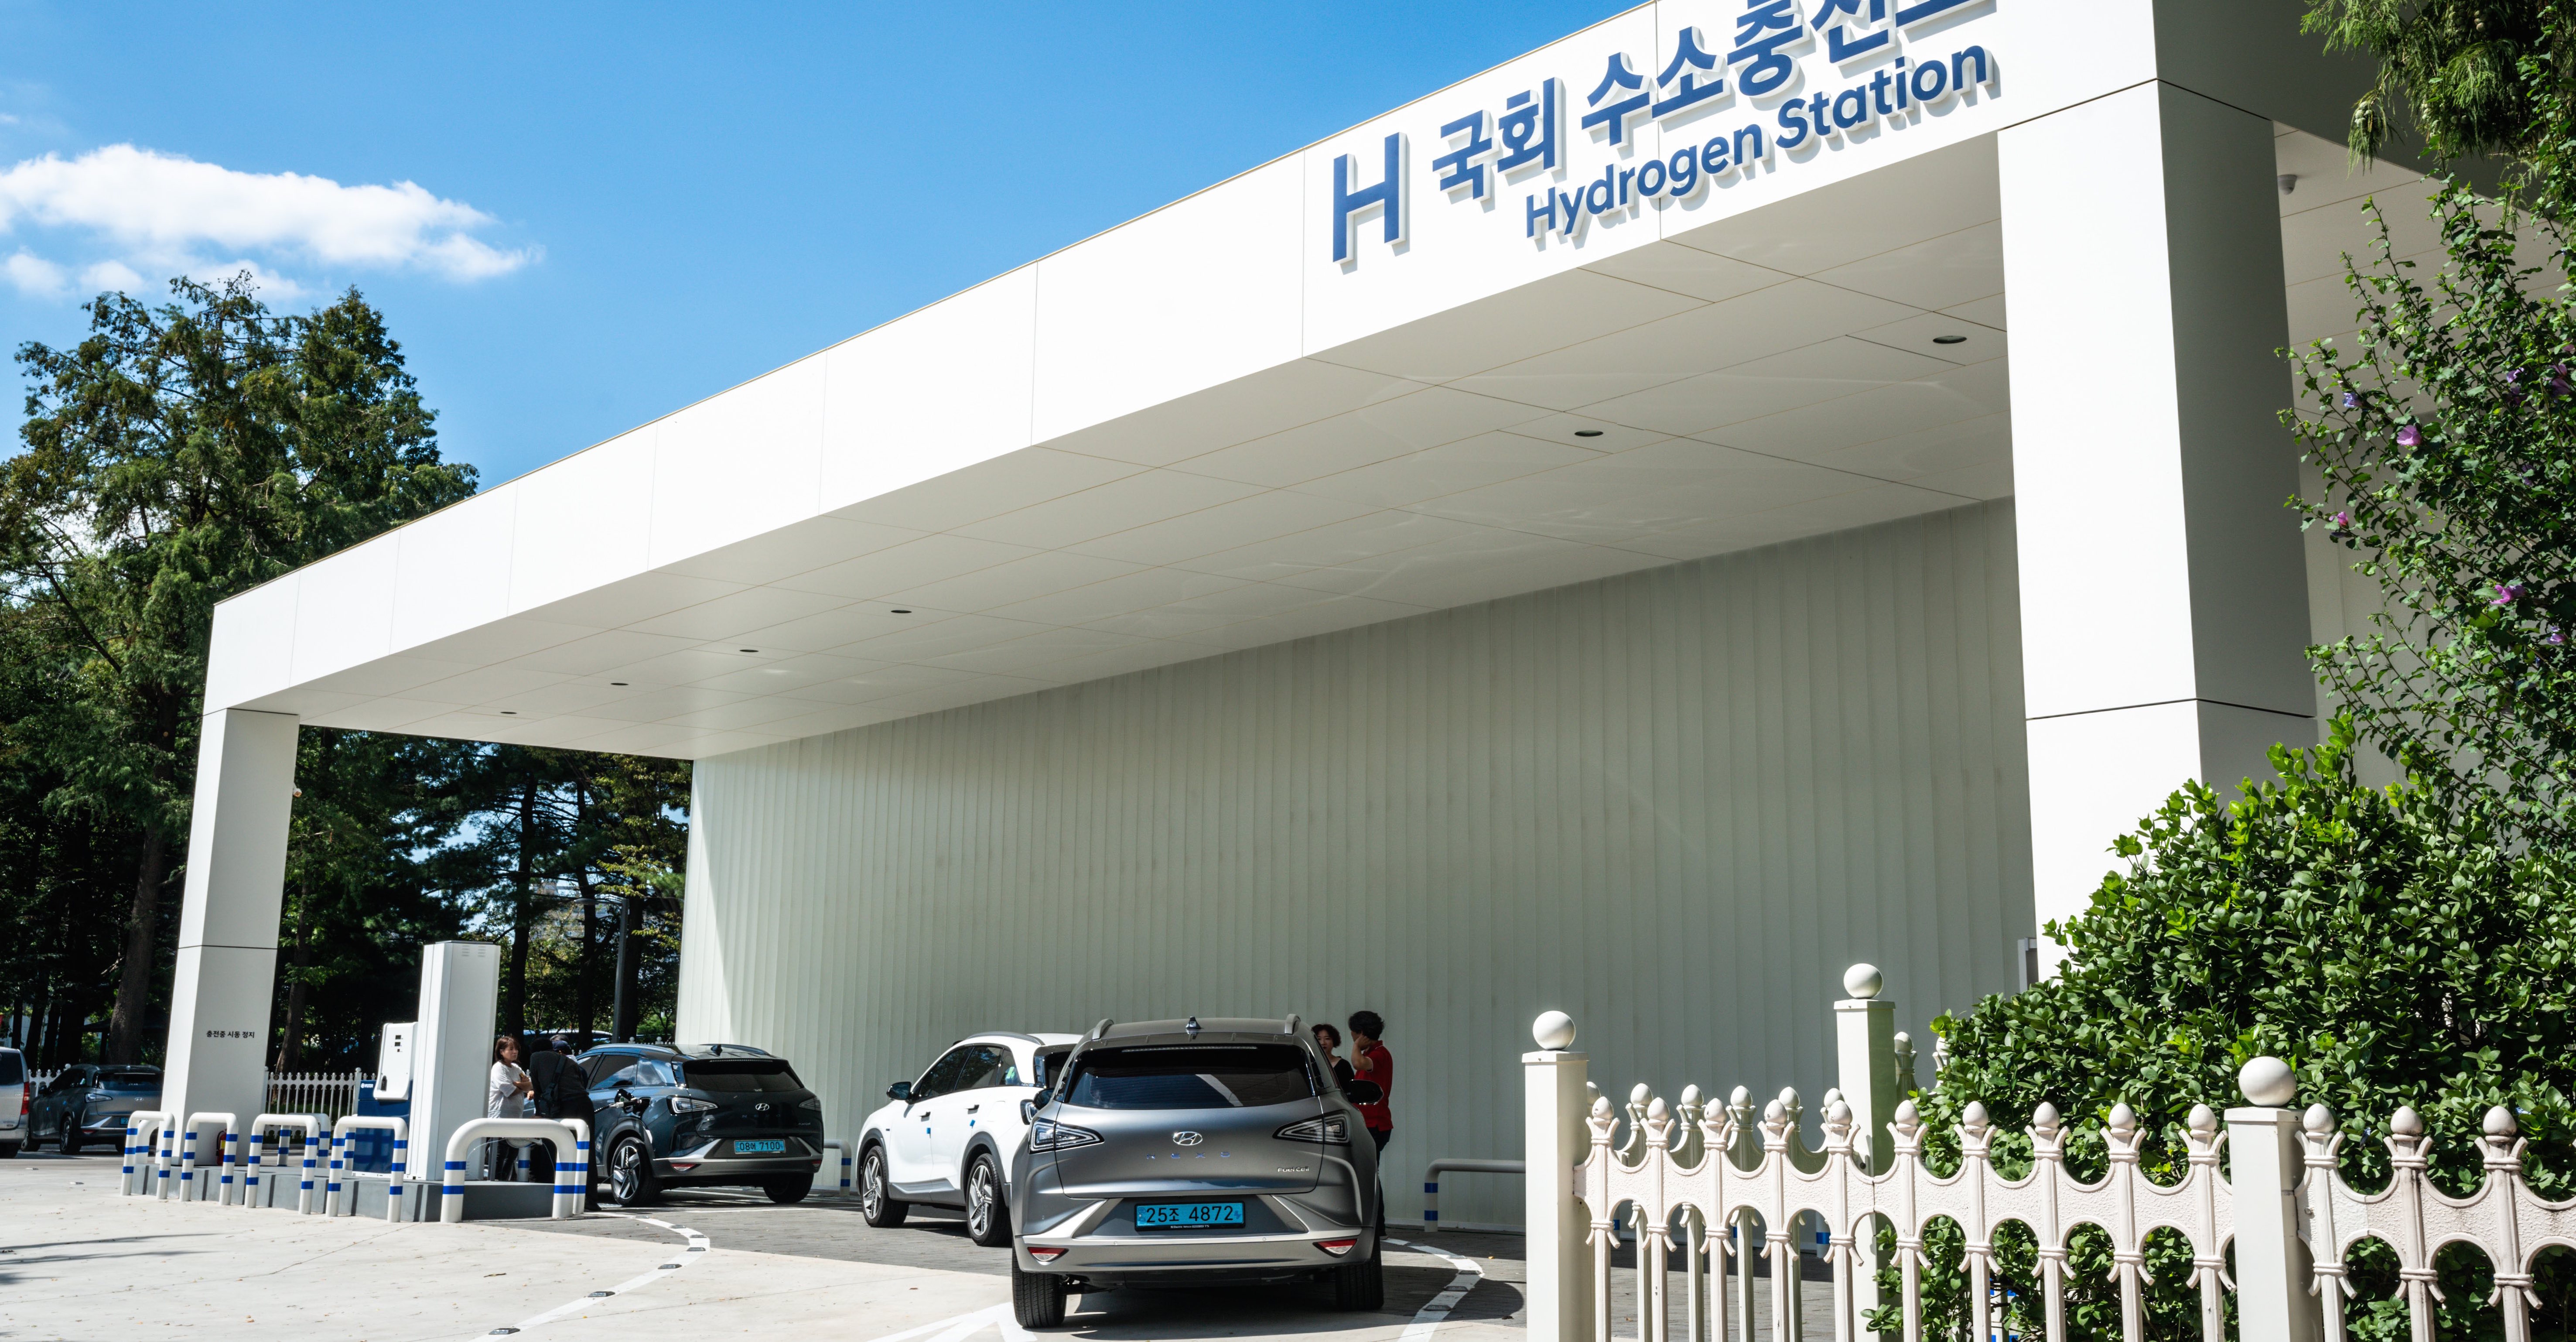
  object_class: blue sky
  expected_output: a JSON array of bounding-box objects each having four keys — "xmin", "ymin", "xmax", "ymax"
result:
[{"xmin": 0, "ymin": 2, "xmax": 1630, "ymax": 488}]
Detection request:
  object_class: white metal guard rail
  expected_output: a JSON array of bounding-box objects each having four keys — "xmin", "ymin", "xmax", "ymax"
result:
[
  {"xmin": 440, "ymin": 1118, "xmax": 590, "ymax": 1222},
  {"xmin": 1422, "ymin": 1157, "xmax": 1524, "ymax": 1227},
  {"xmin": 243, "ymin": 1114, "xmax": 326, "ymax": 1213},
  {"xmin": 326, "ymin": 1115, "xmax": 408, "ymax": 1220},
  {"xmin": 121, "ymin": 1110, "xmax": 175, "ymax": 1197},
  {"xmin": 178, "ymin": 1112, "xmax": 239, "ymax": 1204}
]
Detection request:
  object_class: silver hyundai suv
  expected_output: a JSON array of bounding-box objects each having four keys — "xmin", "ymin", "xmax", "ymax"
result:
[{"xmin": 1008, "ymin": 1017, "xmax": 1384, "ymax": 1328}]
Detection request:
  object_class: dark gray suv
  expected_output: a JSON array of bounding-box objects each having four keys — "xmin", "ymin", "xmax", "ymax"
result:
[
  {"xmin": 578, "ymin": 1044, "xmax": 826, "ymax": 1205},
  {"xmin": 1008, "ymin": 1017, "xmax": 1384, "ymax": 1328}
]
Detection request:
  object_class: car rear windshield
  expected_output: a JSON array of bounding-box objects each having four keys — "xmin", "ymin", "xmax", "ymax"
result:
[
  {"xmin": 1064, "ymin": 1044, "xmax": 1316, "ymax": 1110},
  {"xmin": 0, "ymin": 1053, "xmax": 20, "ymax": 1086},
  {"xmin": 98, "ymin": 1072, "xmax": 158, "ymax": 1092},
  {"xmin": 683, "ymin": 1060, "xmax": 805, "ymax": 1093}
]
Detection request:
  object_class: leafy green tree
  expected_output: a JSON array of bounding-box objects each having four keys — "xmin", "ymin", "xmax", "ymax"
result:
[
  {"xmin": 2306, "ymin": 0, "xmax": 2573, "ymax": 188},
  {"xmin": 271, "ymin": 728, "xmax": 481, "ymax": 1069},
  {"xmin": 3, "ymin": 276, "xmax": 475, "ymax": 1061}
]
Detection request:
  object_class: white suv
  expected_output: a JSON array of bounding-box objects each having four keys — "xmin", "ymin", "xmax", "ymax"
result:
[{"xmin": 857, "ymin": 1031, "xmax": 1078, "ymax": 1246}]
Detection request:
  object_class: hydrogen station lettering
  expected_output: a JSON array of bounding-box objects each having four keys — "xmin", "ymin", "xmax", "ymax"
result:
[{"xmin": 1329, "ymin": 0, "xmax": 2001, "ymax": 263}]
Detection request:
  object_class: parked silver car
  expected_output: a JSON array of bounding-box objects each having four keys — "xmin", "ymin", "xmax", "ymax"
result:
[{"xmin": 1007, "ymin": 1017, "xmax": 1384, "ymax": 1328}]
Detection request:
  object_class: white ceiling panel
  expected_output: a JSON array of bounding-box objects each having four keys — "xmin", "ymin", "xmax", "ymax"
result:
[
  {"xmin": 1065, "ymin": 490, "xmax": 1378, "ymax": 568},
  {"xmin": 1579, "ymin": 242, "xmax": 1790, "ymax": 304},
  {"xmin": 1173, "ymin": 383, "xmax": 1552, "ymax": 488},
  {"xmin": 949, "ymin": 470, "xmax": 1265, "ymax": 551},
  {"xmin": 1288, "ymin": 431, "xmax": 1602, "ymax": 509},
  {"xmin": 1814, "ymin": 221, "xmax": 2006, "ymax": 312},
  {"xmin": 1579, "ymin": 336, "xmax": 1954, "ymax": 438},
  {"xmin": 770, "ymin": 534, "xmax": 1043, "ymax": 602}
]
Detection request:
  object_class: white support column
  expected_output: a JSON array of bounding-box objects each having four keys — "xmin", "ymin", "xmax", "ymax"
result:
[
  {"xmin": 162, "ymin": 709, "xmax": 300, "ymax": 1153},
  {"xmin": 1525, "ymin": 1012, "xmax": 1592, "ymax": 1342},
  {"xmin": 2001, "ymin": 81, "xmax": 2316, "ymax": 971}
]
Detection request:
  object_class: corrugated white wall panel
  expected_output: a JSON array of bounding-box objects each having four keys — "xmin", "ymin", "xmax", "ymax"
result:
[{"xmin": 680, "ymin": 500, "xmax": 2033, "ymax": 1226}]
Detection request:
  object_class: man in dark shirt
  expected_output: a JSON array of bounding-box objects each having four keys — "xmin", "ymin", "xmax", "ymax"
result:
[
  {"xmin": 524, "ymin": 1037, "xmax": 597, "ymax": 1205},
  {"xmin": 1346, "ymin": 1010, "xmax": 1393, "ymax": 1151}
]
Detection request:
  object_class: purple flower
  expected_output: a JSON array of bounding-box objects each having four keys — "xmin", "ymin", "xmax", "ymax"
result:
[
  {"xmin": 2397, "ymin": 424, "xmax": 2424, "ymax": 447},
  {"xmin": 2549, "ymin": 626, "xmax": 2568, "ymax": 647},
  {"xmin": 2505, "ymin": 368, "xmax": 2525, "ymax": 386},
  {"xmin": 2494, "ymin": 583, "xmax": 2527, "ymax": 606},
  {"xmin": 2340, "ymin": 391, "xmax": 2360, "ymax": 409},
  {"xmin": 2331, "ymin": 510, "xmax": 2353, "ymax": 529}
]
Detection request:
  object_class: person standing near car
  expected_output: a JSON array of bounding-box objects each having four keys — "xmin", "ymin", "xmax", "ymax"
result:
[
  {"xmin": 1346, "ymin": 1011, "xmax": 1393, "ymax": 1151},
  {"xmin": 1313, "ymin": 1023, "xmax": 1356, "ymax": 1089},
  {"xmin": 525, "ymin": 1036, "xmax": 595, "ymax": 1202},
  {"xmin": 483, "ymin": 1036, "xmax": 532, "ymax": 1179}
]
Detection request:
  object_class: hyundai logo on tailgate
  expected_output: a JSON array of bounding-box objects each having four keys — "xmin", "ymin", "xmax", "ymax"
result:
[{"xmin": 1171, "ymin": 1131, "xmax": 1204, "ymax": 1147}]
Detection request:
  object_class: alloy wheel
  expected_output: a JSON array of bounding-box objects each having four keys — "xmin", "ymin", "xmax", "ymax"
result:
[
  {"xmin": 967, "ymin": 1160, "xmax": 996, "ymax": 1239},
  {"xmin": 861, "ymin": 1151, "xmax": 885, "ymax": 1219},
  {"xmin": 612, "ymin": 1140, "xmax": 642, "ymax": 1203}
]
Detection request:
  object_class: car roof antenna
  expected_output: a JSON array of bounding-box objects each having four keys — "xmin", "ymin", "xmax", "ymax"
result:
[{"xmin": 1185, "ymin": 1016, "xmax": 1202, "ymax": 1037}]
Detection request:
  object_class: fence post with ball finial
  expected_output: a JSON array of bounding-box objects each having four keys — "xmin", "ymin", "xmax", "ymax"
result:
[
  {"xmin": 2228, "ymin": 1056, "xmax": 2323, "ymax": 1342},
  {"xmin": 1526, "ymin": 1010, "xmax": 1591, "ymax": 1342}
]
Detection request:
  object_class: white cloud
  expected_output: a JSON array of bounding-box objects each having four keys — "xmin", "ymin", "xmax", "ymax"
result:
[
  {"xmin": 4, "ymin": 248, "xmax": 65, "ymax": 298},
  {"xmin": 0, "ymin": 144, "xmax": 534, "ymax": 291},
  {"xmin": 79, "ymin": 258, "xmax": 141, "ymax": 292}
]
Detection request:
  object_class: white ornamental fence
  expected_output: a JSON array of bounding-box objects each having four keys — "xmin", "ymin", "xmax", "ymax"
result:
[
  {"xmin": 23, "ymin": 1070, "xmax": 365, "ymax": 1121},
  {"xmin": 1523, "ymin": 965, "xmax": 2576, "ymax": 1342}
]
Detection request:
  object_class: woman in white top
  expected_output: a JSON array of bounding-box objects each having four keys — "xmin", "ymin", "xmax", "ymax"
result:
[{"xmin": 482, "ymin": 1036, "xmax": 533, "ymax": 1180}]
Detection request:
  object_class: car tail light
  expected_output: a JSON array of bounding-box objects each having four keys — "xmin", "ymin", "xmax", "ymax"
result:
[
  {"xmin": 1028, "ymin": 1246, "xmax": 1067, "ymax": 1262},
  {"xmin": 1315, "ymin": 1238, "xmax": 1359, "ymax": 1256},
  {"xmin": 1274, "ymin": 1115, "xmax": 1350, "ymax": 1144},
  {"xmin": 1028, "ymin": 1118, "xmax": 1103, "ymax": 1152},
  {"xmin": 667, "ymin": 1162, "xmax": 699, "ymax": 1172}
]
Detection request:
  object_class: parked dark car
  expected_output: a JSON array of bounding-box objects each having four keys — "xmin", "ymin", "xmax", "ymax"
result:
[
  {"xmin": 30, "ymin": 1063, "xmax": 161, "ymax": 1155},
  {"xmin": 0, "ymin": 1047, "xmax": 24, "ymax": 1157},
  {"xmin": 577, "ymin": 1043, "xmax": 826, "ymax": 1206}
]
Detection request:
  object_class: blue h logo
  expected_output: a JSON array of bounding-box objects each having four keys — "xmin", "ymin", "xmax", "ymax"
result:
[{"xmin": 1332, "ymin": 133, "xmax": 1404, "ymax": 264}]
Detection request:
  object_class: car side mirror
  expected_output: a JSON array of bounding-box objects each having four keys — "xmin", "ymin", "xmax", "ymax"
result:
[
  {"xmin": 1019, "ymin": 1098, "xmax": 1037, "ymax": 1125},
  {"xmin": 886, "ymin": 1081, "xmax": 911, "ymax": 1103},
  {"xmin": 1343, "ymin": 1079, "xmax": 1384, "ymax": 1106}
]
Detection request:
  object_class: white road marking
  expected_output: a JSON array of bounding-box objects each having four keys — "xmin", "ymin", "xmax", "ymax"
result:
[
  {"xmin": 863, "ymin": 1301, "xmax": 1033, "ymax": 1342},
  {"xmin": 1387, "ymin": 1238, "xmax": 1487, "ymax": 1341},
  {"xmin": 480, "ymin": 1212, "xmax": 713, "ymax": 1336}
]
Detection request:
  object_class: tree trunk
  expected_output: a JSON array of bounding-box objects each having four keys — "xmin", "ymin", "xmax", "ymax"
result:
[
  {"xmin": 504, "ymin": 783, "xmax": 535, "ymax": 1038},
  {"xmin": 612, "ymin": 895, "xmax": 638, "ymax": 1042},
  {"xmin": 27, "ymin": 984, "xmax": 50, "ymax": 1065},
  {"xmin": 105, "ymin": 824, "xmax": 168, "ymax": 1065},
  {"xmin": 574, "ymin": 866, "xmax": 598, "ymax": 1041},
  {"xmin": 274, "ymin": 901, "xmax": 314, "ymax": 1070}
]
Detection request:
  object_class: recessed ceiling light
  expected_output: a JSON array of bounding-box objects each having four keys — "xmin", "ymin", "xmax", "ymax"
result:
[
  {"xmin": 1573, "ymin": 429, "xmax": 1605, "ymax": 438},
  {"xmin": 1934, "ymin": 335, "xmax": 1968, "ymax": 345},
  {"xmin": 610, "ymin": 681, "xmax": 629, "ymax": 687},
  {"xmin": 738, "ymin": 648, "xmax": 759, "ymax": 654},
  {"xmin": 889, "ymin": 608, "xmax": 912, "ymax": 615}
]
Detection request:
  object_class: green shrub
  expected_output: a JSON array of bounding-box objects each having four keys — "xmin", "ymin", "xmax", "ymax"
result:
[{"xmin": 1877, "ymin": 720, "xmax": 2576, "ymax": 1341}]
